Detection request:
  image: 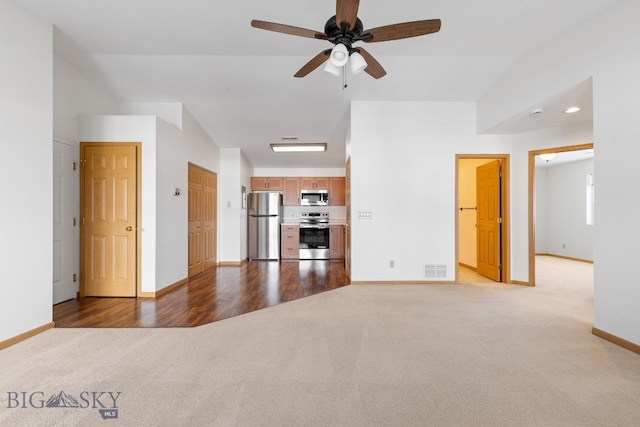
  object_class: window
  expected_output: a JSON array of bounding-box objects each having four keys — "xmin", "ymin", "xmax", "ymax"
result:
[{"xmin": 586, "ymin": 173, "xmax": 594, "ymax": 225}]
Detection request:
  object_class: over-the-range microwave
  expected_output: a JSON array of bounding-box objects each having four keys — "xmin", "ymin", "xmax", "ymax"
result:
[{"xmin": 300, "ymin": 189, "xmax": 329, "ymax": 206}]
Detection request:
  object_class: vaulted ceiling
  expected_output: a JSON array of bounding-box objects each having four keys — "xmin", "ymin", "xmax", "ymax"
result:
[{"xmin": 13, "ymin": 0, "xmax": 615, "ymax": 167}]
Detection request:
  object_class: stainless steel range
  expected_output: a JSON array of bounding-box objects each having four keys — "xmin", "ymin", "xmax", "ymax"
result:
[{"xmin": 299, "ymin": 212, "xmax": 330, "ymax": 260}]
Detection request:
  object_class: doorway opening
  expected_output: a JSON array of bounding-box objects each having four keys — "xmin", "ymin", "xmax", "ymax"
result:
[
  {"xmin": 528, "ymin": 143, "xmax": 594, "ymax": 286},
  {"xmin": 455, "ymin": 154, "xmax": 510, "ymax": 284}
]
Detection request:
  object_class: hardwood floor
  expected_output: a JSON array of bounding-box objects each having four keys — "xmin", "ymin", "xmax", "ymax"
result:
[{"xmin": 54, "ymin": 260, "xmax": 350, "ymax": 328}]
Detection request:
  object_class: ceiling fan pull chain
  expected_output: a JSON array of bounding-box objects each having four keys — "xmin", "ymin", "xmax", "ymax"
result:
[{"xmin": 343, "ymin": 65, "xmax": 348, "ymax": 90}]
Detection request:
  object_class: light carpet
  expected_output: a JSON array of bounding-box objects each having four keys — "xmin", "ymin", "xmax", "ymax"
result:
[{"xmin": 1, "ymin": 257, "xmax": 639, "ymax": 426}]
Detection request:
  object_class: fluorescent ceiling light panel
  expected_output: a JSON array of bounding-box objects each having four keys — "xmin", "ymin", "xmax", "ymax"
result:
[
  {"xmin": 270, "ymin": 143, "xmax": 327, "ymax": 153},
  {"xmin": 564, "ymin": 106, "xmax": 582, "ymax": 114}
]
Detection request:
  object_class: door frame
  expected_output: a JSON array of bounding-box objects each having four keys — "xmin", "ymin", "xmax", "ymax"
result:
[
  {"xmin": 79, "ymin": 142, "xmax": 142, "ymax": 297},
  {"xmin": 455, "ymin": 154, "xmax": 511, "ymax": 284},
  {"xmin": 527, "ymin": 143, "xmax": 593, "ymax": 286}
]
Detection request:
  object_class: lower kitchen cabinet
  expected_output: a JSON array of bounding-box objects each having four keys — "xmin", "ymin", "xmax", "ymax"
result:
[
  {"xmin": 281, "ymin": 224, "xmax": 299, "ymax": 259},
  {"xmin": 330, "ymin": 224, "xmax": 345, "ymax": 259}
]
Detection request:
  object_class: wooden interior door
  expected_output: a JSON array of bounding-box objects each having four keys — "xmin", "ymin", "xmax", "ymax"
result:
[
  {"xmin": 476, "ymin": 160, "xmax": 501, "ymax": 281},
  {"xmin": 203, "ymin": 170, "xmax": 217, "ymax": 270},
  {"xmin": 188, "ymin": 163, "xmax": 217, "ymax": 277},
  {"xmin": 188, "ymin": 165, "xmax": 204, "ymax": 277},
  {"xmin": 80, "ymin": 143, "xmax": 138, "ymax": 297}
]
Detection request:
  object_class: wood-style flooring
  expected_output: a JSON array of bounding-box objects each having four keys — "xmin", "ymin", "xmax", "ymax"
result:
[{"xmin": 54, "ymin": 260, "xmax": 350, "ymax": 328}]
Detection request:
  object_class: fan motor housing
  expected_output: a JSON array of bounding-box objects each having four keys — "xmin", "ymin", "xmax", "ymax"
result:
[{"xmin": 324, "ymin": 15, "xmax": 365, "ymax": 47}]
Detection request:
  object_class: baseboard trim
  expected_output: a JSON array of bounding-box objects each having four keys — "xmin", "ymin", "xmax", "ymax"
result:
[
  {"xmin": 219, "ymin": 261, "xmax": 243, "ymax": 266},
  {"xmin": 0, "ymin": 322, "xmax": 55, "ymax": 351},
  {"xmin": 351, "ymin": 281, "xmax": 456, "ymax": 285},
  {"xmin": 139, "ymin": 277, "xmax": 189, "ymax": 299},
  {"xmin": 510, "ymin": 280, "xmax": 533, "ymax": 287},
  {"xmin": 458, "ymin": 262, "xmax": 476, "ymax": 271},
  {"xmin": 536, "ymin": 253, "xmax": 593, "ymax": 264},
  {"xmin": 592, "ymin": 328, "xmax": 640, "ymax": 355}
]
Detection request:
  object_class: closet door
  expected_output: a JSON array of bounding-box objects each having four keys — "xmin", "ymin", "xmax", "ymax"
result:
[{"xmin": 188, "ymin": 163, "xmax": 217, "ymax": 277}]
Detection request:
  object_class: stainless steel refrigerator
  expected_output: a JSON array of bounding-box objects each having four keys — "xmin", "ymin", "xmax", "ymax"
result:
[{"xmin": 248, "ymin": 192, "xmax": 283, "ymax": 261}]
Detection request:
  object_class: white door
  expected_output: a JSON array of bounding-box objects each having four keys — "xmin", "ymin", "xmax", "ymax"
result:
[{"xmin": 53, "ymin": 140, "xmax": 77, "ymax": 304}]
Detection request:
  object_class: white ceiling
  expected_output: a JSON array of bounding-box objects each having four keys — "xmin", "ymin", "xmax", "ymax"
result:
[{"xmin": 13, "ymin": 0, "xmax": 615, "ymax": 168}]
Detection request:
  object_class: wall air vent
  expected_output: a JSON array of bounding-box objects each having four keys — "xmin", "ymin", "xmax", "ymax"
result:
[{"xmin": 425, "ymin": 264, "xmax": 447, "ymax": 278}]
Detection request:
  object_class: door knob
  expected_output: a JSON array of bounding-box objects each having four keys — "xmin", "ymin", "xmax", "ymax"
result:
[{"xmin": 126, "ymin": 226, "xmax": 133, "ymax": 231}]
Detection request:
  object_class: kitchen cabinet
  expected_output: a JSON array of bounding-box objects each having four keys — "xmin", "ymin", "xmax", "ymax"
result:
[
  {"xmin": 251, "ymin": 176, "xmax": 282, "ymax": 191},
  {"xmin": 283, "ymin": 177, "xmax": 300, "ymax": 206},
  {"xmin": 330, "ymin": 224, "xmax": 345, "ymax": 259},
  {"xmin": 329, "ymin": 177, "xmax": 346, "ymax": 206},
  {"xmin": 300, "ymin": 177, "xmax": 330, "ymax": 190},
  {"xmin": 281, "ymin": 225, "xmax": 300, "ymax": 259}
]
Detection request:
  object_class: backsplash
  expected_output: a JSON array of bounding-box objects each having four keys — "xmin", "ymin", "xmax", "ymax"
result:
[{"xmin": 283, "ymin": 205, "xmax": 346, "ymax": 222}]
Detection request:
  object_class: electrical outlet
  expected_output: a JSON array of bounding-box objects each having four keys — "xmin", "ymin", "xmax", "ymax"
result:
[
  {"xmin": 390, "ymin": 260, "xmax": 395, "ymax": 268},
  {"xmin": 562, "ymin": 243, "xmax": 566, "ymax": 249}
]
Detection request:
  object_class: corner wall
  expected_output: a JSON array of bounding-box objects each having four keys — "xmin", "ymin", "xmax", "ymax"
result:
[
  {"xmin": 478, "ymin": 0, "xmax": 640, "ymax": 346},
  {"xmin": 0, "ymin": 0, "xmax": 53, "ymax": 342}
]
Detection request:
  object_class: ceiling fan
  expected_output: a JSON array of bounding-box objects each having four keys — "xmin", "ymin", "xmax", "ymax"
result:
[{"xmin": 251, "ymin": 0, "xmax": 441, "ymax": 79}]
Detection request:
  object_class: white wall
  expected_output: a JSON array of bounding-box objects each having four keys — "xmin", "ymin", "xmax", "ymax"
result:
[
  {"xmin": 478, "ymin": 0, "xmax": 640, "ymax": 345},
  {"xmin": 535, "ymin": 159, "xmax": 594, "ymax": 260},
  {"xmin": 220, "ymin": 148, "xmax": 246, "ymax": 263},
  {"xmin": 54, "ymin": 55, "xmax": 120, "ymax": 142},
  {"xmin": 350, "ymin": 102, "xmax": 508, "ymax": 282},
  {"xmin": 0, "ymin": 0, "xmax": 53, "ymax": 341}
]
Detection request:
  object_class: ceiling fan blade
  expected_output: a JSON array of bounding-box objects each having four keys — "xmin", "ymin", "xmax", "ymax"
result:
[
  {"xmin": 294, "ymin": 50, "xmax": 332, "ymax": 78},
  {"xmin": 363, "ymin": 19, "xmax": 441, "ymax": 43},
  {"xmin": 336, "ymin": 0, "xmax": 360, "ymax": 30},
  {"xmin": 251, "ymin": 20, "xmax": 328, "ymax": 40},
  {"xmin": 355, "ymin": 47, "xmax": 387, "ymax": 79}
]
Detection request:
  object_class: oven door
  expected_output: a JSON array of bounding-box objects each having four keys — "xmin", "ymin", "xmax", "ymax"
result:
[{"xmin": 299, "ymin": 224, "xmax": 330, "ymax": 259}]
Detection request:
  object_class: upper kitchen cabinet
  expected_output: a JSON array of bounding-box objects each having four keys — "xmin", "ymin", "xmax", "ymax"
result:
[
  {"xmin": 329, "ymin": 177, "xmax": 346, "ymax": 206},
  {"xmin": 251, "ymin": 177, "xmax": 283, "ymax": 191},
  {"xmin": 300, "ymin": 177, "xmax": 330, "ymax": 190},
  {"xmin": 283, "ymin": 177, "xmax": 300, "ymax": 206}
]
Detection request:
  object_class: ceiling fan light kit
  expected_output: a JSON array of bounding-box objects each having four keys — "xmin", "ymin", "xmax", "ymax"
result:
[
  {"xmin": 329, "ymin": 43, "xmax": 349, "ymax": 66},
  {"xmin": 323, "ymin": 60, "xmax": 342, "ymax": 76},
  {"xmin": 349, "ymin": 51, "xmax": 367, "ymax": 74},
  {"xmin": 251, "ymin": 0, "xmax": 441, "ymax": 80}
]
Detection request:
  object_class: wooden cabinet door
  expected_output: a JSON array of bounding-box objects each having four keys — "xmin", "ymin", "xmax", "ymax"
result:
[
  {"xmin": 330, "ymin": 225, "xmax": 345, "ymax": 259},
  {"xmin": 299, "ymin": 177, "xmax": 316, "ymax": 190},
  {"xmin": 314, "ymin": 177, "xmax": 330, "ymax": 189},
  {"xmin": 300, "ymin": 177, "xmax": 330, "ymax": 190},
  {"xmin": 329, "ymin": 177, "xmax": 345, "ymax": 206},
  {"xmin": 251, "ymin": 177, "xmax": 282, "ymax": 191},
  {"xmin": 281, "ymin": 225, "xmax": 300, "ymax": 259},
  {"xmin": 283, "ymin": 177, "xmax": 300, "ymax": 205},
  {"xmin": 81, "ymin": 143, "xmax": 138, "ymax": 297}
]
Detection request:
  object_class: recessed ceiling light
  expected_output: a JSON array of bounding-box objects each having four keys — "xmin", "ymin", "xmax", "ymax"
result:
[
  {"xmin": 564, "ymin": 106, "xmax": 582, "ymax": 114},
  {"xmin": 530, "ymin": 108, "xmax": 544, "ymax": 117},
  {"xmin": 270, "ymin": 143, "xmax": 327, "ymax": 153}
]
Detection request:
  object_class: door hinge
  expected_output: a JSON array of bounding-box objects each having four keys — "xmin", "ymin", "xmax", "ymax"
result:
[
  {"xmin": 73, "ymin": 273, "xmax": 77, "ymax": 282},
  {"xmin": 82, "ymin": 217, "xmax": 85, "ymax": 225},
  {"xmin": 498, "ymin": 217, "xmax": 503, "ymax": 224},
  {"xmin": 499, "ymin": 170, "xmax": 503, "ymax": 178},
  {"xmin": 498, "ymin": 264, "xmax": 503, "ymax": 270}
]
